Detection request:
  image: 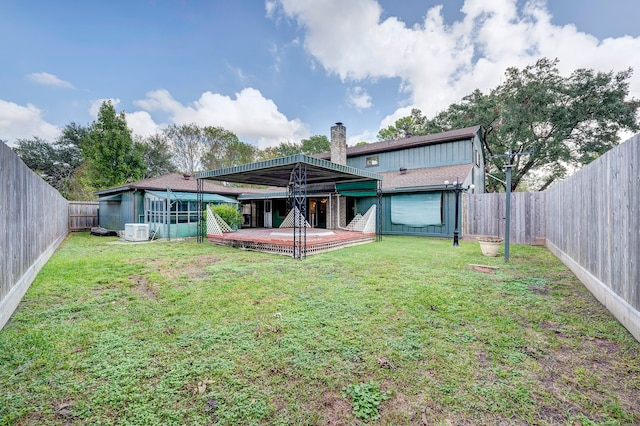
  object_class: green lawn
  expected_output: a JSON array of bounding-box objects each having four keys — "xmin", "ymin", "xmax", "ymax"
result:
[{"xmin": 1, "ymin": 233, "xmax": 638, "ymax": 425}]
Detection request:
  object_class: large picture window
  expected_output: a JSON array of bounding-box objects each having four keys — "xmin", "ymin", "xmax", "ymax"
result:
[{"xmin": 391, "ymin": 193, "xmax": 442, "ymax": 227}]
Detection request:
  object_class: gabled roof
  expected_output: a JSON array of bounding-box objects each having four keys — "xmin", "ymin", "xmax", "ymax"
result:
[
  {"xmin": 316, "ymin": 125, "xmax": 481, "ymax": 160},
  {"xmin": 379, "ymin": 164, "xmax": 474, "ymax": 192},
  {"xmin": 94, "ymin": 173, "xmax": 248, "ymax": 196},
  {"xmin": 196, "ymin": 154, "xmax": 382, "ymax": 187}
]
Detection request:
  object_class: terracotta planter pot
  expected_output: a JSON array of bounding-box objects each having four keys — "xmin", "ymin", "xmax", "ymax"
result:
[{"xmin": 477, "ymin": 236, "xmax": 503, "ymax": 257}]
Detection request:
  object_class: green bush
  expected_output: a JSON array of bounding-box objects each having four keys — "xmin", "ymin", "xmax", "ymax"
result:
[{"xmin": 212, "ymin": 203, "xmax": 243, "ymax": 229}]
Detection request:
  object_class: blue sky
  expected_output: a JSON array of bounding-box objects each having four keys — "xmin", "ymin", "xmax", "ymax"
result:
[{"xmin": 2, "ymin": 0, "xmax": 640, "ymax": 148}]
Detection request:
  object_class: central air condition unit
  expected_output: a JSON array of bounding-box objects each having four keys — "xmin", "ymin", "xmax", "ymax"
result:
[{"xmin": 124, "ymin": 223, "xmax": 149, "ymax": 242}]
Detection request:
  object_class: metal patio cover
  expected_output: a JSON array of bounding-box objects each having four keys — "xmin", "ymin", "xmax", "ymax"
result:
[{"xmin": 195, "ymin": 154, "xmax": 382, "ymax": 187}]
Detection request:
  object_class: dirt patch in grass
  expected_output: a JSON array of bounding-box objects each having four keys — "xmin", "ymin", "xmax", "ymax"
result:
[
  {"xmin": 317, "ymin": 390, "xmax": 352, "ymax": 425},
  {"xmin": 129, "ymin": 275, "xmax": 158, "ymax": 299},
  {"xmin": 131, "ymin": 254, "xmax": 219, "ymax": 280}
]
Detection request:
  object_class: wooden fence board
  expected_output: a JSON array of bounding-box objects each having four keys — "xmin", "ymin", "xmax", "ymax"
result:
[
  {"xmin": 463, "ymin": 191, "xmax": 545, "ymax": 245},
  {"xmin": 0, "ymin": 143, "xmax": 68, "ymax": 329},
  {"xmin": 68, "ymin": 201, "xmax": 98, "ymax": 231}
]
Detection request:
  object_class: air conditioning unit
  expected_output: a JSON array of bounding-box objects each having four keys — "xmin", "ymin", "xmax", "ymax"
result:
[{"xmin": 124, "ymin": 223, "xmax": 149, "ymax": 242}]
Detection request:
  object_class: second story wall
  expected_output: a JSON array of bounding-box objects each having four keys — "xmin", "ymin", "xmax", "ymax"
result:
[{"xmin": 347, "ymin": 138, "xmax": 476, "ymax": 173}]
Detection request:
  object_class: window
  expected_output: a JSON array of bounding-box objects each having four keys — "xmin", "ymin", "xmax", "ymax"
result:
[
  {"xmin": 365, "ymin": 155, "xmax": 379, "ymax": 167},
  {"xmin": 391, "ymin": 193, "xmax": 442, "ymax": 227},
  {"xmin": 475, "ymin": 148, "xmax": 481, "ymax": 167}
]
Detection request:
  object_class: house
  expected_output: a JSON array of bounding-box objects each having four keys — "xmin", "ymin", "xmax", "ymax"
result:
[
  {"xmin": 94, "ymin": 173, "xmax": 243, "ymax": 239},
  {"xmin": 199, "ymin": 124, "xmax": 485, "ymax": 239},
  {"xmin": 97, "ymin": 124, "xmax": 485, "ymax": 241}
]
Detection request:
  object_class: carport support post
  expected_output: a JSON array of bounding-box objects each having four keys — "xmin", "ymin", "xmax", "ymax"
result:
[
  {"xmin": 197, "ymin": 178, "xmax": 203, "ymax": 243},
  {"xmin": 376, "ymin": 180, "xmax": 382, "ymax": 242},
  {"xmin": 291, "ymin": 163, "xmax": 307, "ymax": 260}
]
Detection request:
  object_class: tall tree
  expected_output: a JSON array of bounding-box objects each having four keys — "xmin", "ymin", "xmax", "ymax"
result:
[
  {"xmin": 378, "ymin": 58, "xmax": 639, "ymax": 191},
  {"xmin": 12, "ymin": 123, "xmax": 92, "ymax": 199},
  {"xmin": 263, "ymin": 135, "xmax": 331, "ymax": 159},
  {"xmin": 201, "ymin": 126, "xmax": 256, "ymax": 170},
  {"xmin": 12, "ymin": 137, "xmax": 57, "ymax": 180},
  {"xmin": 136, "ymin": 134, "xmax": 177, "ymax": 178},
  {"xmin": 300, "ymin": 135, "xmax": 330, "ymax": 155},
  {"xmin": 54, "ymin": 122, "xmax": 87, "ymax": 197},
  {"xmin": 163, "ymin": 123, "xmax": 206, "ymax": 174},
  {"xmin": 82, "ymin": 101, "xmax": 145, "ymax": 189},
  {"xmin": 274, "ymin": 141, "xmax": 302, "ymax": 157}
]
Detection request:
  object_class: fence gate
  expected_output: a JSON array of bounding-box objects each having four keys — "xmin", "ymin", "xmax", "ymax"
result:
[{"xmin": 68, "ymin": 201, "xmax": 99, "ymax": 231}]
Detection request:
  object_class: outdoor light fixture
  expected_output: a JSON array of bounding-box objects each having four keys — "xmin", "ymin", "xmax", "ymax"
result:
[{"xmin": 444, "ymin": 178, "xmax": 475, "ymax": 247}]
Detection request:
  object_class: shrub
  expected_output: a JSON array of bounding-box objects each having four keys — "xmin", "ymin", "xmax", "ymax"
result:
[{"xmin": 212, "ymin": 203, "xmax": 243, "ymax": 229}]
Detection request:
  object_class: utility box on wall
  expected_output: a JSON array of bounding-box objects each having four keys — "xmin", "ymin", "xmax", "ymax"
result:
[{"xmin": 124, "ymin": 223, "xmax": 149, "ymax": 242}]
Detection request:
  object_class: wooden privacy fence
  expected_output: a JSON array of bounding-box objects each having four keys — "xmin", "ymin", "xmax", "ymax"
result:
[
  {"xmin": 68, "ymin": 201, "xmax": 98, "ymax": 231},
  {"xmin": 545, "ymin": 134, "xmax": 639, "ymax": 341},
  {"xmin": 462, "ymin": 191, "xmax": 546, "ymax": 245},
  {"xmin": 1, "ymin": 142, "xmax": 68, "ymax": 330},
  {"xmin": 462, "ymin": 135, "xmax": 639, "ymax": 342}
]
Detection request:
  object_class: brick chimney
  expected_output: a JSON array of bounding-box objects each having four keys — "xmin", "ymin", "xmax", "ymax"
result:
[{"xmin": 330, "ymin": 122, "xmax": 347, "ymax": 165}]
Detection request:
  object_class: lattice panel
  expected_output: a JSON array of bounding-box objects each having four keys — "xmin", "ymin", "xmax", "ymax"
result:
[
  {"xmin": 279, "ymin": 206, "xmax": 311, "ymax": 228},
  {"xmin": 206, "ymin": 205, "xmax": 233, "ymax": 235},
  {"xmin": 348, "ymin": 205, "xmax": 376, "ymax": 233}
]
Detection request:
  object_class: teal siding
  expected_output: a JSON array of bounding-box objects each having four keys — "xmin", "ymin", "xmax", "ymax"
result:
[
  {"xmin": 348, "ymin": 139, "xmax": 473, "ymax": 172},
  {"xmin": 98, "ymin": 201, "xmax": 122, "ymax": 230},
  {"xmin": 355, "ymin": 192, "xmax": 458, "ymax": 237},
  {"xmin": 98, "ymin": 190, "xmax": 146, "ymax": 231}
]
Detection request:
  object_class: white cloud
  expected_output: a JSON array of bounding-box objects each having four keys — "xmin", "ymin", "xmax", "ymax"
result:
[
  {"xmin": 0, "ymin": 99, "xmax": 60, "ymax": 144},
  {"xmin": 125, "ymin": 111, "xmax": 163, "ymax": 138},
  {"xmin": 347, "ymin": 86, "xmax": 372, "ymax": 110},
  {"xmin": 26, "ymin": 72, "xmax": 75, "ymax": 89},
  {"xmin": 134, "ymin": 88, "xmax": 309, "ymax": 148},
  {"xmin": 273, "ymin": 0, "xmax": 640, "ymax": 131},
  {"xmin": 347, "ymin": 129, "xmax": 378, "ymax": 146}
]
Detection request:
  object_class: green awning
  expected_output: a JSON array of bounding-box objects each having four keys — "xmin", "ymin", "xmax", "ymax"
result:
[
  {"xmin": 145, "ymin": 191, "xmax": 238, "ymax": 203},
  {"xmin": 336, "ymin": 180, "xmax": 378, "ymax": 197},
  {"xmin": 96, "ymin": 194, "xmax": 122, "ymax": 201}
]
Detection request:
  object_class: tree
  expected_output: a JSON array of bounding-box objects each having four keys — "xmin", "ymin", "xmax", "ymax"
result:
[
  {"xmin": 164, "ymin": 123, "xmax": 207, "ymax": 174},
  {"xmin": 12, "ymin": 123, "xmax": 94, "ymax": 199},
  {"xmin": 274, "ymin": 141, "xmax": 302, "ymax": 157},
  {"xmin": 82, "ymin": 101, "xmax": 145, "ymax": 189},
  {"xmin": 300, "ymin": 135, "xmax": 330, "ymax": 155},
  {"xmin": 12, "ymin": 137, "xmax": 57, "ymax": 179},
  {"xmin": 136, "ymin": 134, "xmax": 177, "ymax": 178},
  {"xmin": 257, "ymin": 146, "xmax": 279, "ymax": 161},
  {"xmin": 378, "ymin": 58, "xmax": 639, "ymax": 191},
  {"xmin": 201, "ymin": 126, "xmax": 256, "ymax": 170},
  {"xmin": 263, "ymin": 135, "xmax": 331, "ymax": 159}
]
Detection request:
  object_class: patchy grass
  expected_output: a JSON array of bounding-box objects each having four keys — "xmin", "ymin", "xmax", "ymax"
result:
[{"xmin": 1, "ymin": 233, "xmax": 639, "ymax": 425}]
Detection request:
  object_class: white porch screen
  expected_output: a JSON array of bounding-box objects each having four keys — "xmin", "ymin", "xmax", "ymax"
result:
[{"xmin": 390, "ymin": 193, "xmax": 442, "ymax": 227}]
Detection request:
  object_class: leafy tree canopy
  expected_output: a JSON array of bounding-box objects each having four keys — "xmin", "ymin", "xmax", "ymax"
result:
[
  {"xmin": 12, "ymin": 122, "xmax": 89, "ymax": 199},
  {"xmin": 378, "ymin": 58, "xmax": 639, "ymax": 191},
  {"xmin": 164, "ymin": 123, "xmax": 256, "ymax": 173},
  {"xmin": 82, "ymin": 101, "xmax": 145, "ymax": 190},
  {"xmin": 136, "ymin": 134, "xmax": 177, "ymax": 178},
  {"xmin": 201, "ymin": 126, "xmax": 256, "ymax": 170},
  {"xmin": 264, "ymin": 135, "xmax": 331, "ymax": 159}
]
